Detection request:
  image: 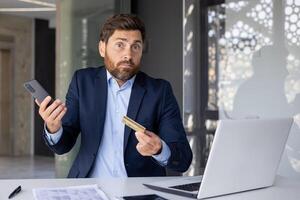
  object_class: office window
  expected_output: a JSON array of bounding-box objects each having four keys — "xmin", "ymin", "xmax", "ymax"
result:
[{"xmin": 184, "ymin": 0, "xmax": 300, "ymax": 178}]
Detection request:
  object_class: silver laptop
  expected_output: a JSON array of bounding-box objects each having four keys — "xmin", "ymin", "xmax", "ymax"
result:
[{"xmin": 144, "ymin": 118, "xmax": 293, "ymax": 199}]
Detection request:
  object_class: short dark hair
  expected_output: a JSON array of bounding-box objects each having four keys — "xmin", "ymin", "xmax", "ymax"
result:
[{"xmin": 99, "ymin": 14, "xmax": 146, "ymax": 43}]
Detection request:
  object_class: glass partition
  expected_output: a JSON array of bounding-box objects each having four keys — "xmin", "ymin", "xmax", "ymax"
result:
[
  {"xmin": 185, "ymin": 0, "xmax": 300, "ymax": 178},
  {"xmin": 215, "ymin": 0, "xmax": 300, "ymax": 178},
  {"xmin": 55, "ymin": 0, "xmax": 116, "ymax": 178}
]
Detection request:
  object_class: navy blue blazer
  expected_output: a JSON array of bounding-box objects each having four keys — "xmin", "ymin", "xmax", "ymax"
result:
[{"xmin": 44, "ymin": 66, "xmax": 192, "ymax": 178}]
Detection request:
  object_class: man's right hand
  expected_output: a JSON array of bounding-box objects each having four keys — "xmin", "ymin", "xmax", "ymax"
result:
[{"xmin": 36, "ymin": 96, "xmax": 67, "ymax": 134}]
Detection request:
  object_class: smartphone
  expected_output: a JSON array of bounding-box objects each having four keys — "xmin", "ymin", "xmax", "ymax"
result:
[
  {"xmin": 122, "ymin": 194, "xmax": 168, "ymax": 200},
  {"xmin": 23, "ymin": 79, "xmax": 53, "ymax": 105}
]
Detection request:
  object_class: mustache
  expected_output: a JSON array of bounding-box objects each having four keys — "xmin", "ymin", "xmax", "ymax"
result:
[{"xmin": 117, "ymin": 60, "xmax": 135, "ymax": 67}]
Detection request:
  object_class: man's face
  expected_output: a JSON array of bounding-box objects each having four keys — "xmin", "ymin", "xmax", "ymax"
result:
[{"xmin": 99, "ymin": 30, "xmax": 143, "ymax": 82}]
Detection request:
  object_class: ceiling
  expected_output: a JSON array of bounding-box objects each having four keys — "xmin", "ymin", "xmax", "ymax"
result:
[{"xmin": 0, "ymin": 0, "xmax": 56, "ymax": 21}]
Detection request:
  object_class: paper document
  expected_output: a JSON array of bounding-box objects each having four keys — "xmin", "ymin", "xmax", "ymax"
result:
[{"xmin": 33, "ymin": 184, "xmax": 110, "ymax": 200}]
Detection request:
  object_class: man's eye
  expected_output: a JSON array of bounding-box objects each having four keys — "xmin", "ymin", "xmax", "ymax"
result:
[
  {"xmin": 116, "ymin": 43, "xmax": 124, "ymax": 48},
  {"xmin": 132, "ymin": 44, "xmax": 141, "ymax": 51}
]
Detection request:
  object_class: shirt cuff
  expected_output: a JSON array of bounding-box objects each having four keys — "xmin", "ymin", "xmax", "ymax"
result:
[
  {"xmin": 152, "ymin": 139, "xmax": 171, "ymax": 166},
  {"xmin": 44, "ymin": 124, "xmax": 63, "ymax": 145}
]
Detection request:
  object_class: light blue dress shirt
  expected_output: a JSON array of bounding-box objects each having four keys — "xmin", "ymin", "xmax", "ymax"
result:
[{"xmin": 45, "ymin": 70, "xmax": 171, "ymax": 178}]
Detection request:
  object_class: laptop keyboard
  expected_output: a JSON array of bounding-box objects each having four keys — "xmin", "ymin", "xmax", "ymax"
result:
[{"xmin": 170, "ymin": 182, "xmax": 201, "ymax": 192}]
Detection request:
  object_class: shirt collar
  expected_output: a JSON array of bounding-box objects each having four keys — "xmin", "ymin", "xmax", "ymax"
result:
[{"xmin": 106, "ymin": 70, "xmax": 136, "ymax": 89}]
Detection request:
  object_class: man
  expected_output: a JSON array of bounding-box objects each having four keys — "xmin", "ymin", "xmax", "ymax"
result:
[{"xmin": 37, "ymin": 14, "xmax": 192, "ymax": 178}]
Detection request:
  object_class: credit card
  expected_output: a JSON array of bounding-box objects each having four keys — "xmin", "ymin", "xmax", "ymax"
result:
[{"xmin": 122, "ymin": 116, "xmax": 146, "ymax": 132}]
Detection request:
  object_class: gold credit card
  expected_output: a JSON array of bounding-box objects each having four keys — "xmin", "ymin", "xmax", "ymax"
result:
[{"xmin": 122, "ymin": 116, "xmax": 146, "ymax": 132}]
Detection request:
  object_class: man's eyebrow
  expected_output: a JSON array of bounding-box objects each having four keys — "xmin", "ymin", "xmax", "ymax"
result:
[
  {"xmin": 115, "ymin": 37, "xmax": 127, "ymax": 41},
  {"xmin": 115, "ymin": 38, "xmax": 142, "ymax": 44},
  {"xmin": 134, "ymin": 40, "xmax": 143, "ymax": 44}
]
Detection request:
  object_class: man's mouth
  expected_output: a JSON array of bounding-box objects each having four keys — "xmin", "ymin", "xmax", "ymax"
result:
[
  {"xmin": 118, "ymin": 62, "xmax": 134, "ymax": 69},
  {"xmin": 120, "ymin": 63, "xmax": 132, "ymax": 67}
]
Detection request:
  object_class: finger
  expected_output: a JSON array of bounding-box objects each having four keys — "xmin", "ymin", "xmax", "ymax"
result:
[
  {"xmin": 48, "ymin": 103, "xmax": 66, "ymax": 121},
  {"xmin": 44, "ymin": 99, "xmax": 63, "ymax": 117},
  {"xmin": 136, "ymin": 143, "xmax": 142, "ymax": 153},
  {"xmin": 144, "ymin": 130, "xmax": 155, "ymax": 137},
  {"xmin": 136, "ymin": 131, "xmax": 160, "ymax": 147},
  {"xmin": 135, "ymin": 131, "xmax": 152, "ymax": 141},
  {"xmin": 135, "ymin": 131, "xmax": 151, "ymax": 145},
  {"xmin": 136, "ymin": 143, "xmax": 152, "ymax": 156},
  {"xmin": 39, "ymin": 96, "xmax": 52, "ymax": 112},
  {"xmin": 35, "ymin": 99, "xmax": 41, "ymax": 106},
  {"xmin": 144, "ymin": 130, "xmax": 162, "ymax": 147},
  {"xmin": 55, "ymin": 107, "xmax": 67, "ymax": 122},
  {"xmin": 136, "ymin": 134, "xmax": 159, "ymax": 153}
]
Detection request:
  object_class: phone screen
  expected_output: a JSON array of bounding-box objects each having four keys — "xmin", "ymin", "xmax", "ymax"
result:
[{"xmin": 122, "ymin": 194, "xmax": 168, "ymax": 200}]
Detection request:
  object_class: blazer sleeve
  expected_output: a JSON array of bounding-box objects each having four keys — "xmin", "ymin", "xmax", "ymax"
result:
[
  {"xmin": 43, "ymin": 71, "xmax": 81, "ymax": 155},
  {"xmin": 158, "ymin": 81, "xmax": 193, "ymax": 172}
]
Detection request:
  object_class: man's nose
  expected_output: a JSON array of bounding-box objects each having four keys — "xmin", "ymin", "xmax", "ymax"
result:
[{"xmin": 123, "ymin": 46, "xmax": 133, "ymax": 60}]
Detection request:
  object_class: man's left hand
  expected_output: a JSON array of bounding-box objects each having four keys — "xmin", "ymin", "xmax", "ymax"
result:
[{"xmin": 135, "ymin": 130, "xmax": 162, "ymax": 156}]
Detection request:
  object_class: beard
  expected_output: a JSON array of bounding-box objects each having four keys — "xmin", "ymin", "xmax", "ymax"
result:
[{"xmin": 104, "ymin": 53, "xmax": 140, "ymax": 82}]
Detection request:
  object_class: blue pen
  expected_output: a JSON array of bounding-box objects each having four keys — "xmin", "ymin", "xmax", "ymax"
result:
[{"xmin": 8, "ymin": 185, "xmax": 21, "ymax": 199}]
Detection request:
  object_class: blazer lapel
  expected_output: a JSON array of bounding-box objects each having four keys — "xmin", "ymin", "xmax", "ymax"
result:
[
  {"xmin": 124, "ymin": 72, "xmax": 146, "ymax": 150},
  {"xmin": 93, "ymin": 67, "xmax": 107, "ymax": 154}
]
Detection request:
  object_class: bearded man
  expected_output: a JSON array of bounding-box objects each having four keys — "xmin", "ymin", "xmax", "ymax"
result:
[{"xmin": 37, "ymin": 14, "xmax": 192, "ymax": 178}]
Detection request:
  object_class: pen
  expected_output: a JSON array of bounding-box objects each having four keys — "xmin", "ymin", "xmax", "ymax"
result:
[{"xmin": 8, "ymin": 185, "xmax": 21, "ymax": 199}]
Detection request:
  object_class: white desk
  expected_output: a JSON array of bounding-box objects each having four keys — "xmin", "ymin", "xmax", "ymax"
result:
[{"xmin": 1, "ymin": 176, "xmax": 300, "ymax": 200}]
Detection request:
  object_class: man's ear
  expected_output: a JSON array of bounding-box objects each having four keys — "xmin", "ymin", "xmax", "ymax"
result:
[{"xmin": 99, "ymin": 41, "xmax": 106, "ymax": 57}]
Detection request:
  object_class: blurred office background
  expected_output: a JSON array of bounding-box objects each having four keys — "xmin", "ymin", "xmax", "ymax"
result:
[{"xmin": 0, "ymin": 0, "xmax": 300, "ymax": 179}]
